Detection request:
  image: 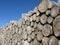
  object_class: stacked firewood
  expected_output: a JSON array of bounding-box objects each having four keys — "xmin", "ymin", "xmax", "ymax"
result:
[{"xmin": 0, "ymin": 0, "xmax": 60, "ymax": 45}]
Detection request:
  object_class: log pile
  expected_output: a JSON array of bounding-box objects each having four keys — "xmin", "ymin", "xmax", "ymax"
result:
[{"xmin": 0, "ymin": 0, "xmax": 60, "ymax": 45}]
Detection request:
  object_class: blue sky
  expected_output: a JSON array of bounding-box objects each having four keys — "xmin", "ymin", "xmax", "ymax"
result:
[{"xmin": 0, "ymin": 0, "xmax": 57, "ymax": 27}]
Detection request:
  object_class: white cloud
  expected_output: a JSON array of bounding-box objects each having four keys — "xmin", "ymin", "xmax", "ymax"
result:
[{"xmin": 58, "ymin": 0, "xmax": 60, "ymax": 2}]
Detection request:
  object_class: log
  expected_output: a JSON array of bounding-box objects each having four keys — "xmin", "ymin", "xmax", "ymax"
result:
[
  {"xmin": 58, "ymin": 40, "xmax": 60, "ymax": 45},
  {"xmin": 40, "ymin": 14, "xmax": 47, "ymax": 24},
  {"xmin": 53, "ymin": 15, "xmax": 60, "ymax": 36},
  {"xmin": 38, "ymin": 0, "xmax": 48, "ymax": 13},
  {"xmin": 42, "ymin": 37, "xmax": 49, "ymax": 45},
  {"xmin": 47, "ymin": 16, "xmax": 53, "ymax": 24},
  {"xmin": 51, "ymin": 6, "xmax": 59, "ymax": 17},
  {"xmin": 42, "ymin": 24, "xmax": 52, "ymax": 36},
  {"xmin": 36, "ymin": 31, "xmax": 43, "ymax": 41},
  {"xmin": 49, "ymin": 36, "xmax": 58, "ymax": 45}
]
